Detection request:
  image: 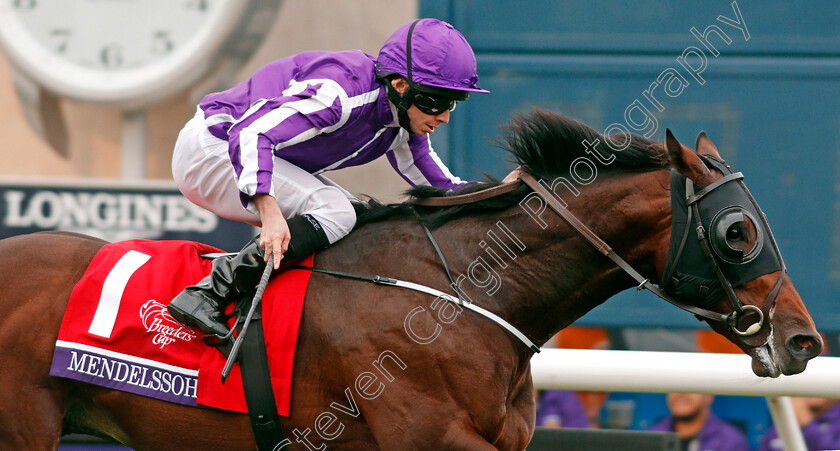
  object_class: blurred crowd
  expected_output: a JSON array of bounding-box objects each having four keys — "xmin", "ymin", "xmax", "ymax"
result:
[{"xmin": 535, "ymin": 326, "xmax": 840, "ymax": 451}]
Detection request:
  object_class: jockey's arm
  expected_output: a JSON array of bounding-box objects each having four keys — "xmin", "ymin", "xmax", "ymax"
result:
[
  {"xmin": 253, "ymin": 193, "xmax": 288, "ymax": 269},
  {"xmin": 387, "ymin": 134, "xmax": 467, "ymax": 189},
  {"xmin": 226, "ymin": 82, "xmax": 343, "ymax": 214}
]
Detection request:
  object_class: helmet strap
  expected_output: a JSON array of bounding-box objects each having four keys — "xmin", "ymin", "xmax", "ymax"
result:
[
  {"xmin": 385, "ymin": 80, "xmax": 415, "ymax": 132},
  {"xmin": 388, "ymin": 19, "xmax": 422, "ymax": 133}
]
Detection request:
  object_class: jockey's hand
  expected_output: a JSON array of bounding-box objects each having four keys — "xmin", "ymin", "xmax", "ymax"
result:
[
  {"xmin": 502, "ymin": 166, "xmax": 524, "ymax": 184},
  {"xmin": 253, "ymin": 194, "xmax": 288, "ymax": 269}
]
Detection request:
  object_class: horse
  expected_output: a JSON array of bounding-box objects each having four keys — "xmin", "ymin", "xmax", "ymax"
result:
[{"xmin": 0, "ymin": 109, "xmax": 822, "ymax": 450}]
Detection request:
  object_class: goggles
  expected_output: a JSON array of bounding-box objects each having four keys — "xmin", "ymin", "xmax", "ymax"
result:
[{"xmin": 412, "ymin": 90, "xmax": 458, "ymax": 115}]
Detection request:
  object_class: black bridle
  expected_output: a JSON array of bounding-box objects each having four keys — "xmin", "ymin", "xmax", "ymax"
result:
[
  {"xmin": 518, "ymin": 155, "xmax": 786, "ymax": 347},
  {"xmin": 660, "ymin": 155, "xmax": 786, "ymax": 345}
]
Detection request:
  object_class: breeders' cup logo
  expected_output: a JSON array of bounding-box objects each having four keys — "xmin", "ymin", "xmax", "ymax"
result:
[{"xmin": 140, "ymin": 300, "xmax": 196, "ymax": 348}]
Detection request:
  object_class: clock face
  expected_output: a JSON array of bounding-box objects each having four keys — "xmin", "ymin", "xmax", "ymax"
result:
[{"xmin": 0, "ymin": 0, "xmax": 248, "ymax": 105}]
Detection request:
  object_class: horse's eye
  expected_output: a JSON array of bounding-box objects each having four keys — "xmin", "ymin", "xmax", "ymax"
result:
[
  {"xmin": 710, "ymin": 207, "xmax": 763, "ymax": 264},
  {"xmin": 726, "ymin": 225, "xmax": 743, "ymax": 241}
]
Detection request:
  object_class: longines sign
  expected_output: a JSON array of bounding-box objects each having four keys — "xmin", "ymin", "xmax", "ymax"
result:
[{"xmin": 0, "ymin": 178, "xmax": 254, "ymax": 251}]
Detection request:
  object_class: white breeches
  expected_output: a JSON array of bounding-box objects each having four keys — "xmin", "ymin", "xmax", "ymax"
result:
[{"xmin": 171, "ymin": 108, "xmax": 357, "ymax": 244}]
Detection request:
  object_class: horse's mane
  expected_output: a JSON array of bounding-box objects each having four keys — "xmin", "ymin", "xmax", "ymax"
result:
[{"xmin": 355, "ymin": 107, "xmax": 667, "ymax": 229}]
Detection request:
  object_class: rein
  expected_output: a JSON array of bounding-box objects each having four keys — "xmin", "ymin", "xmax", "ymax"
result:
[
  {"xmin": 411, "ymin": 181, "xmax": 524, "ymax": 207},
  {"xmin": 515, "ymin": 164, "xmax": 785, "ymax": 345},
  {"xmin": 515, "ymin": 173, "xmax": 737, "ymax": 328}
]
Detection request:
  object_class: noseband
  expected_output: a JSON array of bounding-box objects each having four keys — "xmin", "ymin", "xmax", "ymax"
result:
[{"xmin": 516, "ymin": 156, "xmax": 786, "ymax": 348}]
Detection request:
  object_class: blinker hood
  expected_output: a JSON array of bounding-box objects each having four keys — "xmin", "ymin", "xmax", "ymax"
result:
[{"xmin": 661, "ymin": 156, "xmax": 783, "ymax": 307}]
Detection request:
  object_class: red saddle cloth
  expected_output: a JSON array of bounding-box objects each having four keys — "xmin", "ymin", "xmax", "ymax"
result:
[{"xmin": 49, "ymin": 239, "xmax": 313, "ymax": 416}]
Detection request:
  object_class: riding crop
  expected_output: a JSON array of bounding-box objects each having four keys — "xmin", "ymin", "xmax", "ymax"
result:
[{"xmin": 221, "ymin": 254, "xmax": 274, "ymax": 384}]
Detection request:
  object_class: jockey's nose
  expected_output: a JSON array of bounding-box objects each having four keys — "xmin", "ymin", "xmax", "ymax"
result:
[{"xmin": 436, "ymin": 109, "xmax": 450, "ymax": 123}]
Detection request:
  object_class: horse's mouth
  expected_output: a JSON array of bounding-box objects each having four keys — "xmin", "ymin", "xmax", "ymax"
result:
[
  {"xmin": 751, "ymin": 343, "xmax": 782, "ymax": 378},
  {"xmin": 748, "ymin": 326, "xmax": 822, "ymax": 377}
]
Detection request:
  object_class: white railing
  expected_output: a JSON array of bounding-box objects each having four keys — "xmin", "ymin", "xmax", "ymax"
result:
[{"xmin": 531, "ymin": 349, "xmax": 840, "ymax": 451}]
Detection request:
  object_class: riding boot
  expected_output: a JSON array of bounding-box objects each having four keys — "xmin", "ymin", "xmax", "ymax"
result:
[
  {"xmin": 167, "ymin": 214, "xmax": 331, "ymax": 340},
  {"xmin": 167, "ymin": 236, "xmax": 265, "ymax": 338}
]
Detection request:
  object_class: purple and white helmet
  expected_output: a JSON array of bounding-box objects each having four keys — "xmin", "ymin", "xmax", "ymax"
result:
[{"xmin": 376, "ymin": 18, "xmax": 489, "ymax": 98}]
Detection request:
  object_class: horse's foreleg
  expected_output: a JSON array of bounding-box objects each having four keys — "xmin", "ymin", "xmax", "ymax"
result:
[
  {"xmin": 371, "ymin": 420, "xmax": 501, "ymax": 451},
  {"xmin": 0, "ymin": 377, "xmax": 64, "ymax": 450},
  {"xmin": 0, "ymin": 233, "xmax": 108, "ymax": 450},
  {"xmin": 0, "ymin": 309, "xmax": 66, "ymax": 449},
  {"xmin": 364, "ymin": 403, "xmax": 506, "ymax": 451},
  {"xmin": 492, "ymin": 368, "xmax": 536, "ymax": 450}
]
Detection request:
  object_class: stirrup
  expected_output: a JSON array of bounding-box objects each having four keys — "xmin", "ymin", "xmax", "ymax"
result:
[
  {"xmin": 201, "ymin": 308, "xmax": 241, "ymax": 357},
  {"xmin": 202, "ymin": 331, "xmax": 232, "ymax": 347},
  {"xmin": 206, "ymin": 336, "xmax": 233, "ymax": 358},
  {"xmin": 198, "ymin": 301, "xmax": 239, "ymax": 347}
]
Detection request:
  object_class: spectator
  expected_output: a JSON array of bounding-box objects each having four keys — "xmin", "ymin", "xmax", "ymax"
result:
[
  {"xmin": 758, "ymin": 397, "xmax": 840, "ymax": 451},
  {"xmin": 548, "ymin": 326, "xmax": 612, "ymax": 428},
  {"xmin": 648, "ymin": 393, "xmax": 751, "ymax": 451},
  {"xmin": 535, "ymin": 390, "xmax": 590, "ymax": 429}
]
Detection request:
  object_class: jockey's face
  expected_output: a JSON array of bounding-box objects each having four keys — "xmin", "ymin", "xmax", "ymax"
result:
[
  {"xmin": 406, "ymin": 103, "xmax": 450, "ymax": 135},
  {"xmin": 391, "ymin": 78, "xmax": 452, "ymax": 136}
]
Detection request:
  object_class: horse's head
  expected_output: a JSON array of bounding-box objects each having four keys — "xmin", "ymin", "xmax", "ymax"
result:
[{"xmin": 662, "ymin": 129, "xmax": 822, "ymax": 377}]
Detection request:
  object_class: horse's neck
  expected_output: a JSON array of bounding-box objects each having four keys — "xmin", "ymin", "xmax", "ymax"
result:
[{"xmin": 435, "ymin": 171, "xmax": 671, "ymax": 347}]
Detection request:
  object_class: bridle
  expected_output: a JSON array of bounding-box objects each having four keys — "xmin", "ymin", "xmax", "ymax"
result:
[
  {"xmin": 413, "ymin": 157, "xmax": 785, "ymax": 348},
  {"xmin": 658, "ymin": 155, "xmax": 785, "ymax": 346}
]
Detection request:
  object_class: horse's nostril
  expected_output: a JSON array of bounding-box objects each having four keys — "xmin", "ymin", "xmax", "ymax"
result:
[{"xmin": 788, "ymin": 334, "xmax": 824, "ymax": 359}]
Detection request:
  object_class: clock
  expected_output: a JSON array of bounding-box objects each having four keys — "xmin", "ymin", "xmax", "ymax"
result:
[{"xmin": 0, "ymin": 0, "xmax": 278, "ymax": 106}]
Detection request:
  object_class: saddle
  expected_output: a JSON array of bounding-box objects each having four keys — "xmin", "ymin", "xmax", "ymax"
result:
[{"xmin": 50, "ymin": 240, "xmax": 312, "ymax": 451}]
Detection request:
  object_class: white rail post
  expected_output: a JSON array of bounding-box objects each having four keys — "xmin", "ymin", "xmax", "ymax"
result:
[{"xmin": 766, "ymin": 397, "xmax": 807, "ymax": 451}]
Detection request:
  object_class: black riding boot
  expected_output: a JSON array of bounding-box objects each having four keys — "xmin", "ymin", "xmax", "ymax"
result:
[{"xmin": 167, "ymin": 214, "xmax": 331, "ymax": 339}]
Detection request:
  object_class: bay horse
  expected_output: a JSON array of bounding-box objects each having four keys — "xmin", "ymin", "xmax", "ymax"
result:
[{"xmin": 0, "ymin": 109, "xmax": 822, "ymax": 450}]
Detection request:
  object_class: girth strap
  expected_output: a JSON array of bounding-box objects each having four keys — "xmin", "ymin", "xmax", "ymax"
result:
[
  {"xmin": 292, "ymin": 265, "xmax": 541, "ymax": 353},
  {"xmin": 236, "ymin": 305, "xmax": 291, "ymax": 450}
]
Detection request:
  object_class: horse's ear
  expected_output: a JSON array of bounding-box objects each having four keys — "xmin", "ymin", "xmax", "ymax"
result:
[
  {"xmin": 666, "ymin": 128, "xmax": 716, "ymax": 186},
  {"xmin": 695, "ymin": 131, "xmax": 722, "ymax": 158}
]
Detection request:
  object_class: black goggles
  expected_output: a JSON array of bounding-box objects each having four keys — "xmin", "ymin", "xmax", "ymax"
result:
[{"xmin": 412, "ymin": 91, "xmax": 458, "ymax": 115}]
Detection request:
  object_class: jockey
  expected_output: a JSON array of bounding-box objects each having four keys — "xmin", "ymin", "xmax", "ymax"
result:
[{"xmin": 168, "ymin": 18, "xmax": 491, "ymax": 339}]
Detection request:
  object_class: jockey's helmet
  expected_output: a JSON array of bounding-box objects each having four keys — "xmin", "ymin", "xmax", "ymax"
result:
[{"xmin": 376, "ymin": 18, "xmax": 488, "ymax": 131}]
